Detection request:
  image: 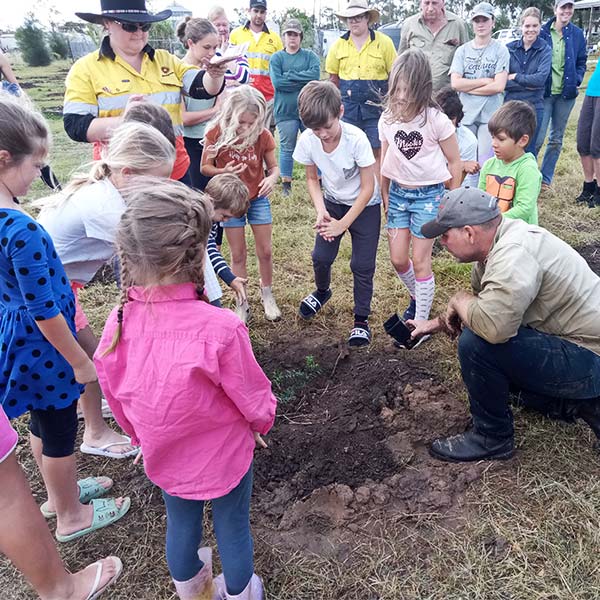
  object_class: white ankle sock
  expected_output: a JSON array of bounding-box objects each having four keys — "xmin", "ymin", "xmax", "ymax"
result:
[
  {"xmin": 396, "ymin": 261, "xmax": 416, "ymax": 299},
  {"xmin": 415, "ymin": 274, "xmax": 435, "ymax": 320}
]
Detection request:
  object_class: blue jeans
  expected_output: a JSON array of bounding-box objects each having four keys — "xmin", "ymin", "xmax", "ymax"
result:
[
  {"xmin": 277, "ymin": 119, "xmax": 304, "ymax": 179},
  {"xmin": 535, "ymin": 95, "xmax": 577, "ymax": 185},
  {"xmin": 526, "ymin": 107, "xmax": 544, "ymax": 156},
  {"xmin": 459, "ymin": 327, "xmax": 600, "ymax": 439},
  {"xmin": 162, "ymin": 467, "xmax": 254, "ymax": 595}
]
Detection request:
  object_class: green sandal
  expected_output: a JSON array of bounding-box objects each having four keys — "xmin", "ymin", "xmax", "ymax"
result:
[
  {"xmin": 40, "ymin": 476, "xmax": 114, "ymax": 519},
  {"xmin": 56, "ymin": 497, "xmax": 131, "ymax": 543}
]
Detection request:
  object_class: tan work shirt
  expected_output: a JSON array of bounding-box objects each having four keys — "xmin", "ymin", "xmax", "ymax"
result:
[
  {"xmin": 399, "ymin": 11, "xmax": 470, "ymax": 90},
  {"xmin": 466, "ymin": 218, "xmax": 600, "ymax": 356}
]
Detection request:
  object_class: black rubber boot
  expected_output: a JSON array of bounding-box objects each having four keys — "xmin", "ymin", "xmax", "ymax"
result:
[
  {"xmin": 572, "ymin": 399, "xmax": 600, "ymax": 448},
  {"xmin": 429, "ymin": 428, "xmax": 515, "ymax": 462}
]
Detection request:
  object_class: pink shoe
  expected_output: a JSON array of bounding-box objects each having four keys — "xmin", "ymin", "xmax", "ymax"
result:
[
  {"xmin": 173, "ymin": 547, "xmax": 215, "ymax": 600},
  {"xmin": 213, "ymin": 573, "xmax": 264, "ymax": 600}
]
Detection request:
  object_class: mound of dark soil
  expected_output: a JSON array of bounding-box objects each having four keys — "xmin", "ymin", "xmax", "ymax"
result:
[{"xmin": 253, "ymin": 336, "xmax": 492, "ymax": 550}]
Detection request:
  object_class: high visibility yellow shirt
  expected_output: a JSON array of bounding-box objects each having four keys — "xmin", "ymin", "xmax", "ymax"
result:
[
  {"xmin": 229, "ymin": 23, "xmax": 283, "ymax": 101},
  {"xmin": 326, "ymin": 30, "xmax": 396, "ymax": 121},
  {"xmin": 64, "ymin": 37, "xmax": 201, "ymax": 178}
]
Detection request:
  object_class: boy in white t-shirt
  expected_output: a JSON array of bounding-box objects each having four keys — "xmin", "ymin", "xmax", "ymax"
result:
[{"xmin": 293, "ymin": 80, "xmax": 381, "ymax": 347}]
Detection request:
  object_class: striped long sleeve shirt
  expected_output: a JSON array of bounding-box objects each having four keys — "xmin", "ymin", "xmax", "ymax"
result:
[{"xmin": 208, "ymin": 223, "xmax": 235, "ymax": 286}]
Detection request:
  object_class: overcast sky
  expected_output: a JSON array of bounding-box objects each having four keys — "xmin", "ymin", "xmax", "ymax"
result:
[{"xmin": 1, "ymin": 0, "xmax": 342, "ymax": 29}]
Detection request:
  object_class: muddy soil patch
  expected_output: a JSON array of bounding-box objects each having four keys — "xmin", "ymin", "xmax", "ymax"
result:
[
  {"xmin": 253, "ymin": 336, "xmax": 499, "ymax": 553},
  {"xmin": 578, "ymin": 244, "xmax": 600, "ymax": 275}
]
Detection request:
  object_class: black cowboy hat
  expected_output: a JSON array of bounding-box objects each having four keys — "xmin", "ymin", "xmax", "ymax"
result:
[{"xmin": 76, "ymin": 0, "xmax": 172, "ymax": 24}]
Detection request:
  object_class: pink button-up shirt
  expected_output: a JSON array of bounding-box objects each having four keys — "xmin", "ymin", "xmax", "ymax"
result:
[{"xmin": 94, "ymin": 283, "xmax": 277, "ymax": 500}]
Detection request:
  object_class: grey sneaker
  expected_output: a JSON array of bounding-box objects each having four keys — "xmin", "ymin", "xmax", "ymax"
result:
[{"xmin": 260, "ymin": 285, "xmax": 282, "ymax": 321}]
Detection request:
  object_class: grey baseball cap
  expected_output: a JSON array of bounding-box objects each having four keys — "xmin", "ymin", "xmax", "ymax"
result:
[
  {"xmin": 421, "ymin": 187, "xmax": 500, "ymax": 239},
  {"xmin": 282, "ymin": 18, "xmax": 303, "ymax": 34},
  {"xmin": 555, "ymin": 0, "xmax": 574, "ymax": 7},
  {"xmin": 471, "ymin": 1, "xmax": 495, "ymax": 19}
]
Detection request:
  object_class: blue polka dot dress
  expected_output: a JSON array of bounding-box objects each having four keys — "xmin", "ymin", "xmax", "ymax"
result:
[{"xmin": 0, "ymin": 208, "xmax": 82, "ymax": 418}]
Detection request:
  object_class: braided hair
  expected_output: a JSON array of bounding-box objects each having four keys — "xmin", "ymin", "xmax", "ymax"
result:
[{"xmin": 102, "ymin": 177, "xmax": 214, "ymax": 355}]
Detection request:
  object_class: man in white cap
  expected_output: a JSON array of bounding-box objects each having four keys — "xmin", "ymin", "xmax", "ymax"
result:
[
  {"xmin": 325, "ymin": 0, "xmax": 396, "ymax": 168},
  {"xmin": 408, "ymin": 187, "xmax": 600, "ymax": 462},
  {"xmin": 399, "ymin": 0, "xmax": 470, "ymax": 91}
]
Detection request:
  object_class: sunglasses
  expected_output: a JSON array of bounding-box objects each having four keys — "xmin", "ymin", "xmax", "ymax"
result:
[{"xmin": 113, "ymin": 20, "xmax": 152, "ymax": 33}]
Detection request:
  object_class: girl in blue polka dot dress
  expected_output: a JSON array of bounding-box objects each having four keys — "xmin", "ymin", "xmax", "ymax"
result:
[{"xmin": 0, "ymin": 95, "xmax": 130, "ymax": 543}]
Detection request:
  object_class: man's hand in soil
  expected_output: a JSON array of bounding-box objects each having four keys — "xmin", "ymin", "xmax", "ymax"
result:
[
  {"xmin": 407, "ymin": 316, "xmax": 445, "ymax": 339},
  {"xmin": 254, "ymin": 432, "xmax": 268, "ymax": 449}
]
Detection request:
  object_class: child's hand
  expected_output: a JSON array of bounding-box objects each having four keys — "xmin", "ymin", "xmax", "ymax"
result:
[
  {"xmin": 230, "ymin": 277, "xmax": 248, "ymax": 304},
  {"xmin": 223, "ymin": 160, "xmax": 247, "ymax": 175},
  {"xmin": 123, "ymin": 94, "xmax": 146, "ymax": 114},
  {"xmin": 257, "ymin": 175, "xmax": 276, "ymax": 198},
  {"xmin": 254, "ymin": 432, "xmax": 268, "ymax": 449},
  {"xmin": 73, "ymin": 357, "xmax": 98, "ymax": 385},
  {"xmin": 202, "ymin": 58, "xmax": 228, "ymax": 79},
  {"xmin": 463, "ymin": 161, "xmax": 480, "ymax": 175},
  {"xmin": 382, "ymin": 193, "xmax": 389, "ymax": 216},
  {"xmin": 314, "ymin": 210, "xmax": 331, "ymax": 229},
  {"xmin": 318, "ymin": 217, "xmax": 346, "ymax": 241}
]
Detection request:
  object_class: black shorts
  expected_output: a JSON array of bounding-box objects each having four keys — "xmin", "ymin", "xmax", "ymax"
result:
[
  {"xmin": 29, "ymin": 399, "xmax": 78, "ymax": 458},
  {"xmin": 576, "ymin": 95, "xmax": 600, "ymax": 158}
]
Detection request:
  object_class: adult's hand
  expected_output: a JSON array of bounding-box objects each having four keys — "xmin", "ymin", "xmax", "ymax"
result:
[{"xmin": 406, "ymin": 317, "xmax": 444, "ymax": 339}]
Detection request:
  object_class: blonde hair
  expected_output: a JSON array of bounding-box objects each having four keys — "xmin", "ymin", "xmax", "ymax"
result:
[
  {"xmin": 36, "ymin": 122, "xmax": 175, "ymax": 209},
  {"xmin": 520, "ymin": 6, "xmax": 541, "ymax": 23},
  {"xmin": 204, "ymin": 173, "xmax": 250, "ymax": 217},
  {"xmin": 298, "ymin": 80, "xmax": 342, "ymax": 129},
  {"xmin": 384, "ymin": 48, "xmax": 435, "ymax": 125},
  {"xmin": 0, "ymin": 92, "xmax": 50, "ymax": 169},
  {"xmin": 208, "ymin": 5, "xmax": 227, "ymax": 22},
  {"xmin": 207, "ymin": 86, "xmax": 267, "ymax": 152},
  {"xmin": 176, "ymin": 16, "xmax": 217, "ymax": 47},
  {"xmin": 103, "ymin": 177, "xmax": 214, "ymax": 355}
]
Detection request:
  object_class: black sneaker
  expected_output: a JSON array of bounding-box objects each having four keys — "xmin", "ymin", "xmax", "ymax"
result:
[
  {"xmin": 402, "ymin": 298, "xmax": 416, "ymax": 321},
  {"xmin": 282, "ymin": 181, "xmax": 292, "ymax": 197},
  {"xmin": 576, "ymin": 183, "xmax": 596, "ymax": 205}
]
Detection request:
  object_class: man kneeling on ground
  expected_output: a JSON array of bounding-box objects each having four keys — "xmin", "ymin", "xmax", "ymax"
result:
[{"xmin": 409, "ymin": 186, "xmax": 600, "ymax": 462}]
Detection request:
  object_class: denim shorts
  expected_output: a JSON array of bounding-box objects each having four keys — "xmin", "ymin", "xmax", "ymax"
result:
[
  {"xmin": 221, "ymin": 196, "xmax": 272, "ymax": 228},
  {"xmin": 386, "ymin": 182, "xmax": 444, "ymax": 238}
]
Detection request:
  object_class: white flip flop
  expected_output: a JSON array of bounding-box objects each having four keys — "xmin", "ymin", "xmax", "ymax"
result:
[
  {"xmin": 80, "ymin": 437, "xmax": 139, "ymax": 459},
  {"xmin": 86, "ymin": 556, "xmax": 123, "ymax": 600}
]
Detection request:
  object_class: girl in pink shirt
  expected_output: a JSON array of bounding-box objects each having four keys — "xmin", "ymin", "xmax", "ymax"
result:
[
  {"xmin": 94, "ymin": 178, "xmax": 276, "ymax": 600},
  {"xmin": 379, "ymin": 49, "xmax": 462, "ymax": 340}
]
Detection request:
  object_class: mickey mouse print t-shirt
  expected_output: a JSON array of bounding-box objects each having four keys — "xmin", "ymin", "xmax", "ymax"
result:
[{"xmin": 378, "ymin": 108, "xmax": 455, "ymax": 186}]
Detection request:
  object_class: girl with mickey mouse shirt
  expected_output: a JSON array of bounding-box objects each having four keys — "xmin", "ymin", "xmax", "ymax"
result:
[{"xmin": 379, "ymin": 49, "xmax": 462, "ymax": 341}]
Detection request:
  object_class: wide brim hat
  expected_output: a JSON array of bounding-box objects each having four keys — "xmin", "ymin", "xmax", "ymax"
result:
[
  {"xmin": 76, "ymin": 0, "xmax": 172, "ymax": 24},
  {"xmin": 335, "ymin": 0, "xmax": 380, "ymax": 25}
]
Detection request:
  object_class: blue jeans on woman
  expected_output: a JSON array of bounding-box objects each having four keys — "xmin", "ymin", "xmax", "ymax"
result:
[
  {"xmin": 535, "ymin": 95, "xmax": 577, "ymax": 185},
  {"xmin": 162, "ymin": 466, "xmax": 254, "ymax": 595},
  {"xmin": 458, "ymin": 327, "xmax": 600, "ymax": 440},
  {"xmin": 277, "ymin": 118, "xmax": 304, "ymax": 179}
]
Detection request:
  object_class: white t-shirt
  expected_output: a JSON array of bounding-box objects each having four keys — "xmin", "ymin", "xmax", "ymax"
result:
[
  {"xmin": 293, "ymin": 121, "xmax": 381, "ymax": 206},
  {"xmin": 456, "ymin": 124, "xmax": 479, "ymax": 188},
  {"xmin": 378, "ymin": 107, "xmax": 455, "ymax": 186},
  {"xmin": 38, "ymin": 179, "xmax": 125, "ymax": 284},
  {"xmin": 38, "ymin": 179, "xmax": 222, "ymax": 301}
]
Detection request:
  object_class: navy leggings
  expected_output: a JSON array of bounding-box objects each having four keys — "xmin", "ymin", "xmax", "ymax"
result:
[{"xmin": 162, "ymin": 466, "xmax": 254, "ymax": 594}]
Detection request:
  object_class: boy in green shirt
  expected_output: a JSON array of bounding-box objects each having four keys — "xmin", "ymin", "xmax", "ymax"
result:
[{"xmin": 478, "ymin": 100, "xmax": 542, "ymax": 224}]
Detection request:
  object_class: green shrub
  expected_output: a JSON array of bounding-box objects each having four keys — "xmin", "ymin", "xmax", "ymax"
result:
[{"xmin": 15, "ymin": 17, "xmax": 51, "ymax": 67}]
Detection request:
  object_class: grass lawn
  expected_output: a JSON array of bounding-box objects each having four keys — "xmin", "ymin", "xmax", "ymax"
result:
[{"xmin": 1, "ymin": 57, "xmax": 600, "ymax": 600}]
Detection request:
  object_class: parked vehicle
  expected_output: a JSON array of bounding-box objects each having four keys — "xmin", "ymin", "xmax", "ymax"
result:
[{"xmin": 493, "ymin": 28, "xmax": 520, "ymax": 45}]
